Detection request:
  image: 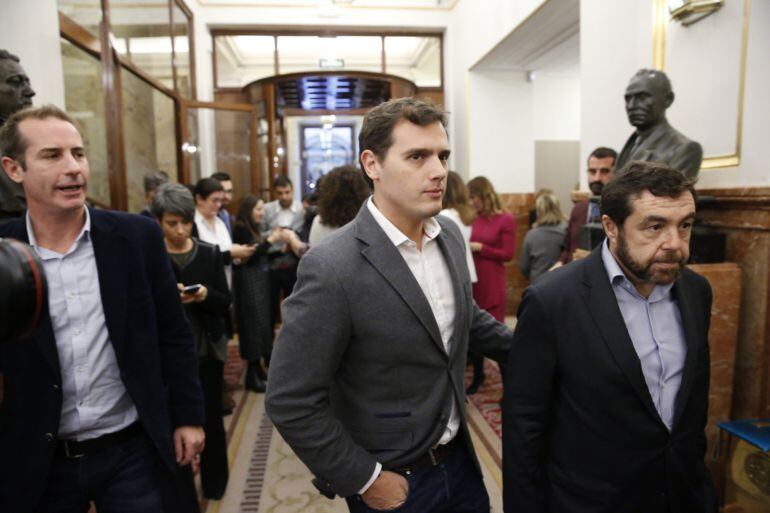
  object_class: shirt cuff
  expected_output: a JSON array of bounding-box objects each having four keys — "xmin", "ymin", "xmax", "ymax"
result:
[{"xmin": 358, "ymin": 462, "xmax": 382, "ymax": 495}]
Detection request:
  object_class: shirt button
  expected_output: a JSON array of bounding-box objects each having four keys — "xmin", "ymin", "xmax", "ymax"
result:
[
  {"xmin": 44, "ymin": 433, "xmax": 55, "ymax": 442},
  {"xmin": 74, "ymin": 329, "xmax": 81, "ymax": 336}
]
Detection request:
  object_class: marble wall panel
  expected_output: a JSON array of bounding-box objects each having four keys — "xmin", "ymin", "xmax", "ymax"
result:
[
  {"xmin": 697, "ymin": 188, "xmax": 770, "ymax": 421},
  {"xmin": 689, "ymin": 263, "xmax": 742, "ymax": 453},
  {"xmin": 499, "ymin": 192, "xmax": 534, "ymax": 315}
]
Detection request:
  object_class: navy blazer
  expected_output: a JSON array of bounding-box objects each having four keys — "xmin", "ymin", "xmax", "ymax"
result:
[
  {"xmin": 503, "ymin": 247, "xmax": 715, "ymax": 513},
  {"xmin": 0, "ymin": 208, "xmax": 204, "ymax": 512}
]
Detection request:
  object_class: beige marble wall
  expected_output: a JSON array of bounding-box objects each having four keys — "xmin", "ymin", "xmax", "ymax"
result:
[
  {"xmin": 121, "ymin": 70, "xmax": 178, "ymax": 212},
  {"xmin": 697, "ymin": 188, "xmax": 770, "ymax": 422},
  {"xmin": 498, "ymin": 192, "xmax": 535, "ymax": 315},
  {"xmin": 61, "ymin": 41, "xmax": 110, "ymax": 207}
]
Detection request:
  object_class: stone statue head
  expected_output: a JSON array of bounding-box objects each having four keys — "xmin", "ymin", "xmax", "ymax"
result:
[
  {"xmin": 624, "ymin": 69, "xmax": 674, "ymax": 131},
  {"xmin": 0, "ymin": 50, "xmax": 35, "ymax": 125}
]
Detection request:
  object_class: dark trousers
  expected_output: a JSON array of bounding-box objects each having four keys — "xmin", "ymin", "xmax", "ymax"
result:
[
  {"xmin": 37, "ymin": 432, "xmax": 164, "ymax": 513},
  {"xmin": 269, "ymin": 268, "xmax": 297, "ymax": 332},
  {"xmin": 345, "ymin": 445, "xmax": 490, "ymax": 513},
  {"xmin": 199, "ymin": 355, "xmax": 228, "ymax": 499}
]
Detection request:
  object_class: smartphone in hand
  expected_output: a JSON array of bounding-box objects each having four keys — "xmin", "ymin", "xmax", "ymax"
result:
[{"xmin": 182, "ymin": 284, "xmax": 202, "ymax": 295}]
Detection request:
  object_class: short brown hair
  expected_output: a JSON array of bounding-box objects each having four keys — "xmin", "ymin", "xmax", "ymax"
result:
[
  {"xmin": 601, "ymin": 160, "xmax": 697, "ymax": 228},
  {"xmin": 358, "ymin": 97, "xmax": 448, "ymax": 188},
  {"xmin": 467, "ymin": 176, "xmax": 503, "ymax": 215},
  {"xmin": 0, "ymin": 104, "xmax": 75, "ymax": 168}
]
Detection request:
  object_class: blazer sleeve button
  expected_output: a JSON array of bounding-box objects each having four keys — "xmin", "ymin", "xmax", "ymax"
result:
[{"xmin": 44, "ymin": 433, "xmax": 55, "ymax": 442}]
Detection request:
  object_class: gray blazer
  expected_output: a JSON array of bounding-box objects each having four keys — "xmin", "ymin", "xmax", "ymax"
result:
[
  {"xmin": 265, "ymin": 205, "xmax": 512, "ymax": 498},
  {"xmin": 616, "ymin": 119, "xmax": 703, "ymax": 178}
]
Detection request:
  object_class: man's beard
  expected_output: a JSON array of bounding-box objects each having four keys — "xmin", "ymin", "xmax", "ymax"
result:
[
  {"xmin": 588, "ymin": 181, "xmax": 604, "ymax": 196},
  {"xmin": 616, "ymin": 232, "xmax": 687, "ymax": 285}
]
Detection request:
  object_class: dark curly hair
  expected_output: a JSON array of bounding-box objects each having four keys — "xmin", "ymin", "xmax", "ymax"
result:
[
  {"xmin": 316, "ymin": 165, "xmax": 370, "ymax": 228},
  {"xmin": 601, "ymin": 160, "xmax": 697, "ymax": 228}
]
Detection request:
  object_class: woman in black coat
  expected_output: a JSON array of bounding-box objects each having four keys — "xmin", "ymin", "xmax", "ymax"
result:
[
  {"xmin": 232, "ymin": 195, "xmax": 282, "ymax": 392},
  {"xmin": 153, "ymin": 183, "xmax": 231, "ymax": 500}
]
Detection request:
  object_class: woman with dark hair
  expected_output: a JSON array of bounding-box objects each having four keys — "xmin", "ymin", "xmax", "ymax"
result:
[
  {"xmin": 152, "ymin": 183, "xmax": 231, "ymax": 500},
  {"xmin": 193, "ymin": 178, "xmax": 255, "ymax": 280},
  {"xmin": 308, "ymin": 165, "xmax": 370, "ymax": 246},
  {"xmin": 440, "ymin": 171, "xmax": 477, "ymax": 283},
  {"xmin": 466, "ymin": 176, "xmax": 517, "ymax": 394},
  {"xmin": 232, "ymin": 195, "xmax": 283, "ymax": 393}
]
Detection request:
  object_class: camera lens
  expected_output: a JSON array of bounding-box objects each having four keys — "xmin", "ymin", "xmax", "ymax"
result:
[{"xmin": 0, "ymin": 238, "xmax": 47, "ymax": 342}]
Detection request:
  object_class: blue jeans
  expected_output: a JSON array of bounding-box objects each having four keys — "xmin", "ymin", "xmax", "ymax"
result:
[
  {"xmin": 346, "ymin": 445, "xmax": 490, "ymax": 513},
  {"xmin": 37, "ymin": 432, "xmax": 165, "ymax": 513}
]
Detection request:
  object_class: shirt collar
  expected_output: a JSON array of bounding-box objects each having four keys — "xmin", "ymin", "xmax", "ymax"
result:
[
  {"xmin": 26, "ymin": 206, "xmax": 91, "ymax": 257},
  {"xmin": 601, "ymin": 238, "xmax": 674, "ymax": 302},
  {"xmin": 280, "ymin": 200, "xmax": 301, "ymax": 214},
  {"xmin": 366, "ymin": 196, "xmax": 441, "ymax": 248}
]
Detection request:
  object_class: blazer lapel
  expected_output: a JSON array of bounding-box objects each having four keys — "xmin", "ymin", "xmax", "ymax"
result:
[
  {"xmin": 355, "ymin": 206, "xmax": 446, "ymax": 356},
  {"xmin": 670, "ymin": 277, "xmax": 702, "ymax": 429},
  {"xmin": 582, "ymin": 249, "xmax": 664, "ymax": 424},
  {"xmin": 89, "ymin": 209, "xmax": 129, "ymax": 360}
]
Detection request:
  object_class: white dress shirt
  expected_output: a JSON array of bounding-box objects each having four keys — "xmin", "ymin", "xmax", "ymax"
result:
[
  {"xmin": 195, "ymin": 209, "xmax": 233, "ymax": 284},
  {"xmin": 26, "ymin": 208, "xmax": 139, "ymax": 441},
  {"xmin": 358, "ymin": 198, "xmax": 460, "ymax": 493}
]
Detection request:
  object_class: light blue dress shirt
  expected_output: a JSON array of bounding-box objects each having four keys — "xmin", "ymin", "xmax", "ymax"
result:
[
  {"xmin": 26, "ymin": 208, "xmax": 138, "ymax": 441},
  {"xmin": 601, "ymin": 240, "xmax": 687, "ymax": 430}
]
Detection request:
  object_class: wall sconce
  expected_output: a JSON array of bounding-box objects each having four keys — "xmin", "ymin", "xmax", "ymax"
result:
[{"xmin": 668, "ymin": 0, "xmax": 724, "ymax": 26}]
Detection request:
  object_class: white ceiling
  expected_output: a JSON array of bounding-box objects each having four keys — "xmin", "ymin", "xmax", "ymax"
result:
[
  {"xmin": 196, "ymin": 0, "xmax": 456, "ymax": 8},
  {"xmin": 471, "ymin": 0, "xmax": 580, "ymax": 77}
]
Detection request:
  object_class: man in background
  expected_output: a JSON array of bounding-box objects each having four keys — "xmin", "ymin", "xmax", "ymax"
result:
[
  {"xmin": 557, "ymin": 147, "xmax": 616, "ymax": 265},
  {"xmin": 211, "ymin": 171, "xmax": 234, "ymax": 233},
  {"xmin": 139, "ymin": 169, "xmax": 170, "ymax": 218},
  {"xmin": 260, "ymin": 175, "xmax": 305, "ymax": 331}
]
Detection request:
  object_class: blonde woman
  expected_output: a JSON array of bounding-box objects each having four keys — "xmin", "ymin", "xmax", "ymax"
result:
[
  {"xmin": 440, "ymin": 171, "xmax": 477, "ymax": 282},
  {"xmin": 520, "ymin": 191, "xmax": 566, "ymax": 282}
]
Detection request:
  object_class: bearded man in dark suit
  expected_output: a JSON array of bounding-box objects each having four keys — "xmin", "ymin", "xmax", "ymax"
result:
[{"xmin": 504, "ymin": 161, "xmax": 716, "ymax": 513}]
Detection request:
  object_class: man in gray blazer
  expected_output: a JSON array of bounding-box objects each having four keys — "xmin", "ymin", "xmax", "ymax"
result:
[{"xmin": 265, "ymin": 98, "xmax": 512, "ymax": 513}]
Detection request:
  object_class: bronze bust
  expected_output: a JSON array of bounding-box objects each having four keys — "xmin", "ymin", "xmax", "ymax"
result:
[
  {"xmin": 616, "ymin": 69, "xmax": 702, "ymax": 179},
  {"xmin": 0, "ymin": 49, "xmax": 35, "ymax": 222}
]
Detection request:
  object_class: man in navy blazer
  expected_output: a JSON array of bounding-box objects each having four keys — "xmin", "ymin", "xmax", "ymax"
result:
[
  {"xmin": 0, "ymin": 105, "xmax": 205, "ymax": 512},
  {"xmin": 504, "ymin": 162, "xmax": 716, "ymax": 513}
]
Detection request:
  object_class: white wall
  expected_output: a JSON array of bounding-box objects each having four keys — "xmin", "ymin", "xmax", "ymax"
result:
[
  {"xmin": 468, "ymin": 71, "xmax": 533, "ymax": 192},
  {"xmin": 533, "ymin": 75, "xmax": 580, "ymax": 141},
  {"xmin": 0, "ymin": 0, "xmax": 64, "ymax": 110},
  {"xmin": 445, "ymin": 0, "xmax": 544, "ymax": 180}
]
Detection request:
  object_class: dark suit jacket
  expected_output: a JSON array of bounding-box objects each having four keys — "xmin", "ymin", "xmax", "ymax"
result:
[
  {"xmin": 559, "ymin": 200, "xmax": 588, "ymax": 264},
  {"xmin": 616, "ymin": 119, "xmax": 703, "ymax": 179},
  {"xmin": 175, "ymin": 240, "xmax": 231, "ymax": 356},
  {"xmin": 0, "ymin": 208, "xmax": 205, "ymax": 512},
  {"xmin": 265, "ymin": 205, "xmax": 512, "ymax": 498},
  {"xmin": 503, "ymin": 247, "xmax": 714, "ymax": 513}
]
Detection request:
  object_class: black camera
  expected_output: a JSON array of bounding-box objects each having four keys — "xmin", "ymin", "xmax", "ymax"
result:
[{"xmin": 0, "ymin": 238, "xmax": 47, "ymax": 342}]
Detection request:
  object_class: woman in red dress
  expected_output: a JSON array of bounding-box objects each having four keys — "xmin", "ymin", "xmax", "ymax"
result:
[{"xmin": 466, "ymin": 176, "xmax": 517, "ymax": 393}]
